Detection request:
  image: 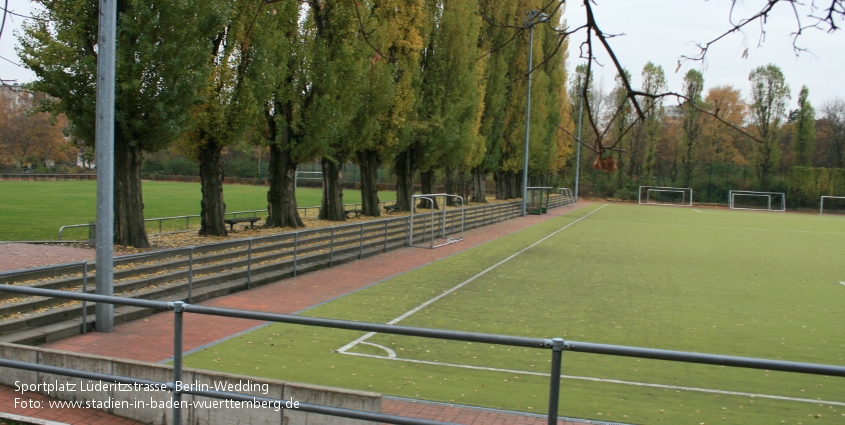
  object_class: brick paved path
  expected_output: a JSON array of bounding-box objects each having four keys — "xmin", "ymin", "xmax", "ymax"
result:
[
  {"xmin": 0, "ymin": 243, "xmax": 94, "ymax": 271},
  {"xmin": 3, "ymin": 203, "xmax": 600, "ymax": 425}
]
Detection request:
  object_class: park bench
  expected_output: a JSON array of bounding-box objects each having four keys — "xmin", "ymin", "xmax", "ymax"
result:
[
  {"xmin": 384, "ymin": 204, "xmax": 402, "ymax": 214},
  {"xmin": 344, "ymin": 209, "xmax": 363, "ymax": 218},
  {"xmin": 224, "ymin": 217, "xmax": 261, "ymax": 231}
]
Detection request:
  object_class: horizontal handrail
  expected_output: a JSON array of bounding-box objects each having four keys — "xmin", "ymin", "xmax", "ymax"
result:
[{"xmin": 2, "ymin": 284, "xmax": 844, "ymax": 378}]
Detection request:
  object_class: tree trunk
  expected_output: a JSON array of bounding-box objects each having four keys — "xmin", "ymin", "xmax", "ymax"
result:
[
  {"xmin": 419, "ymin": 169, "xmax": 438, "ymax": 209},
  {"xmin": 266, "ymin": 142, "xmax": 303, "ymax": 228},
  {"xmin": 357, "ymin": 149, "xmax": 381, "ymax": 217},
  {"xmin": 113, "ymin": 137, "xmax": 149, "ymax": 248},
  {"xmin": 394, "ymin": 148, "xmax": 416, "ymax": 211},
  {"xmin": 319, "ymin": 157, "xmax": 345, "ymax": 221},
  {"xmin": 471, "ymin": 167, "xmax": 487, "ymax": 203},
  {"xmin": 198, "ymin": 137, "xmax": 227, "ymax": 236}
]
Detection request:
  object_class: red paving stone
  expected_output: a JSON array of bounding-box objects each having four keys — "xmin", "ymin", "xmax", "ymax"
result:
[
  {"xmin": 3, "ymin": 202, "xmax": 599, "ymax": 424},
  {"xmin": 0, "ymin": 385, "xmax": 143, "ymax": 424}
]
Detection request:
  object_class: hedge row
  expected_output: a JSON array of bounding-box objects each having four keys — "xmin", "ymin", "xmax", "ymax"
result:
[{"xmin": 787, "ymin": 167, "xmax": 845, "ymax": 208}]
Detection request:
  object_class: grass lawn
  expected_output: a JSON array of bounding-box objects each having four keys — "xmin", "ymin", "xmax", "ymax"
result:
[
  {"xmin": 184, "ymin": 203, "xmax": 845, "ymax": 424},
  {"xmin": 0, "ymin": 180, "xmax": 394, "ymax": 241}
]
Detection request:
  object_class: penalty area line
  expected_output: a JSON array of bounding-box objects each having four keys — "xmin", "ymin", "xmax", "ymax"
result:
[
  {"xmin": 337, "ymin": 204, "xmax": 608, "ymax": 354},
  {"xmin": 337, "ymin": 351, "xmax": 845, "ymax": 408}
]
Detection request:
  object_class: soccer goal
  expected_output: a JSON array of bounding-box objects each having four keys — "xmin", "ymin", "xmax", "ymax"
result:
[
  {"xmin": 819, "ymin": 196, "xmax": 845, "ymax": 215},
  {"xmin": 728, "ymin": 190, "xmax": 786, "ymax": 212},
  {"xmin": 638, "ymin": 186, "xmax": 693, "ymax": 206},
  {"xmin": 294, "ymin": 171, "xmax": 322, "ymax": 189},
  {"xmin": 556, "ymin": 187, "xmax": 575, "ymax": 208},
  {"xmin": 409, "ymin": 193, "xmax": 465, "ymax": 249}
]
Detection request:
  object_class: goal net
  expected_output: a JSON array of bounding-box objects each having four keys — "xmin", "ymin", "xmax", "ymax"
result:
[
  {"xmin": 638, "ymin": 186, "xmax": 693, "ymax": 206},
  {"xmin": 820, "ymin": 196, "xmax": 845, "ymax": 215},
  {"xmin": 729, "ymin": 190, "xmax": 786, "ymax": 211}
]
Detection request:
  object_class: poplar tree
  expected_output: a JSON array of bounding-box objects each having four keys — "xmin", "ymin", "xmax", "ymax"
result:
[
  {"xmin": 413, "ymin": 0, "xmax": 485, "ymax": 207},
  {"xmin": 19, "ymin": 0, "xmax": 221, "ymax": 247},
  {"xmin": 473, "ymin": 0, "xmax": 519, "ymax": 202},
  {"xmin": 792, "ymin": 85, "xmax": 816, "ymax": 167},
  {"xmin": 679, "ymin": 69, "xmax": 704, "ymax": 187},
  {"xmin": 748, "ymin": 64, "xmax": 790, "ymax": 190}
]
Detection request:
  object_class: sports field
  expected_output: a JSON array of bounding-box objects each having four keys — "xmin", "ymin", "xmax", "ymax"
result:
[
  {"xmin": 0, "ymin": 181, "xmax": 393, "ymax": 240},
  {"xmin": 183, "ymin": 203, "xmax": 845, "ymax": 424}
]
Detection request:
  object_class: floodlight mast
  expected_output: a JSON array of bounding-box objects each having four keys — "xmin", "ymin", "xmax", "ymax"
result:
[
  {"xmin": 521, "ymin": 10, "xmax": 549, "ymax": 217},
  {"xmin": 94, "ymin": 0, "xmax": 117, "ymax": 333}
]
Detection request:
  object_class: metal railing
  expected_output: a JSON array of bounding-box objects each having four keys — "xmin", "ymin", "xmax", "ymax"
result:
[
  {"xmin": 56, "ymin": 202, "xmax": 398, "ymax": 241},
  {"xmin": 0, "ymin": 284, "xmax": 843, "ymax": 425},
  {"xmin": 2, "ymin": 201, "xmax": 522, "ymax": 343}
]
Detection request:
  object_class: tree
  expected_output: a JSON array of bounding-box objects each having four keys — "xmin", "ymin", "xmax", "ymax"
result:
[
  {"xmin": 412, "ymin": 0, "xmax": 485, "ymax": 207},
  {"xmin": 791, "ymin": 86, "xmax": 816, "ymax": 167},
  {"xmin": 699, "ymin": 85, "xmax": 748, "ymax": 194},
  {"xmin": 0, "ymin": 93, "xmax": 74, "ymax": 171},
  {"xmin": 638, "ymin": 62, "xmax": 666, "ymax": 184},
  {"xmin": 679, "ymin": 70, "xmax": 705, "ymax": 187},
  {"xmin": 187, "ymin": 0, "xmax": 272, "ymax": 236},
  {"xmin": 748, "ymin": 64, "xmax": 790, "ymax": 190},
  {"xmin": 19, "ymin": 0, "xmax": 222, "ymax": 247},
  {"xmin": 817, "ymin": 98, "xmax": 845, "ymax": 168}
]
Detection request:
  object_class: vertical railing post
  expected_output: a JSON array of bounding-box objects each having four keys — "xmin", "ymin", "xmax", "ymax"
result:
[
  {"xmin": 359, "ymin": 224, "xmax": 364, "ymax": 259},
  {"xmin": 547, "ymin": 338, "xmax": 564, "ymax": 425},
  {"xmin": 293, "ymin": 233, "xmax": 298, "ymax": 277},
  {"xmin": 159, "ymin": 219, "xmax": 162, "ymax": 234},
  {"xmin": 247, "ymin": 239, "xmax": 253, "ymax": 289},
  {"xmin": 187, "ymin": 247, "xmax": 194, "ymax": 304},
  {"xmin": 330, "ymin": 228, "xmax": 335, "ymax": 267},
  {"xmin": 383, "ymin": 221, "xmax": 388, "ymax": 252},
  {"xmin": 81, "ymin": 261, "xmax": 88, "ymax": 334},
  {"xmin": 186, "ymin": 216, "xmax": 189, "ymax": 231},
  {"xmin": 172, "ymin": 301, "xmax": 185, "ymax": 425}
]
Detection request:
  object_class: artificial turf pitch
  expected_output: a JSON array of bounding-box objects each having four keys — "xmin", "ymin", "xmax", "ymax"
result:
[{"xmin": 183, "ymin": 203, "xmax": 845, "ymax": 424}]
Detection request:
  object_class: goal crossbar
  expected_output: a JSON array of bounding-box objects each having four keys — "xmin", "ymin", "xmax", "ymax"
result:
[
  {"xmin": 638, "ymin": 186, "xmax": 693, "ymax": 206},
  {"xmin": 729, "ymin": 190, "xmax": 786, "ymax": 212}
]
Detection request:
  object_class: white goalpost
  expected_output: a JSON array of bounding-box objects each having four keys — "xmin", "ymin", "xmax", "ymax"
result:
[
  {"xmin": 409, "ymin": 193, "xmax": 465, "ymax": 249},
  {"xmin": 819, "ymin": 196, "xmax": 845, "ymax": 215},
  {"xmin": 638, "ymin": 186, "xmax": 693, "ymax": 206},
  {"xmin": 729, "ymin": 190, "xmax": 786, "ymax": 212},
  {"xmin": 294, "ymin": 171, "xmax": 322, "ymax": 189}
]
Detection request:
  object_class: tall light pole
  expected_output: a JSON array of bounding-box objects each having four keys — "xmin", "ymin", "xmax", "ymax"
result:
[
  {"xmin": 575, "ymin": 82, "xmax": 586, "ymax": 202},
  {"xmin": 521, "ymin": 10, "xmax": 549, "ymax": 217},
  {"xmin": 94, "ymin": 0, "xmax": 117, "ymax": 332}
]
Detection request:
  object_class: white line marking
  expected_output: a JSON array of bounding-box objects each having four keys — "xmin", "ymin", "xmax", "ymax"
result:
[
  {"xmin": 339, "ymin": 351, "xmax": 845, "ymax": 407},
  {"xmin": 840, "ymin": 281, "xmax": 845, "ymax": 286},
  {"xmin": 337, "ymin": 204, "xmax": 608, "ymax": 354},
  {"xmin": 359, "ymin": 341, "xmax": 396, "ymax": 358},
  {"xmin": 692, "ymin": 209, "xmax": 702, "ymax": 213},
  {"xmin": 587, "ymin": 219, "xmax": 845, "ymax": 236}
]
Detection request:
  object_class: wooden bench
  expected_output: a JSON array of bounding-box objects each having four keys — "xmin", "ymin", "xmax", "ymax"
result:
[
  {"xmin": 224, "ymin": 217, "xmax": 261, "ymax": 231},
  {"xmin": 344, "ymin": 209, "xmax": 363, "ymax": 218},
  {"xmin": 384, "ymin": 204, "xmax": 402, "ymax": 214}
]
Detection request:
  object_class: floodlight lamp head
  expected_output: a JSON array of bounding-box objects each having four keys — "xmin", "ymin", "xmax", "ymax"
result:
[{"xmin": 525, "ymin": 10, "xmax": 549, "ymax": 26}]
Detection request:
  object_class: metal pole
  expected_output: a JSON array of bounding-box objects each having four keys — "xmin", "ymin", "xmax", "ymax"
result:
[
  {"xmin": 187, "ymin": 247, "xmax": 194, "ymax": 304},
  {"xmin": 172, "ymin": 301, "xmax": 184, "ymax": 425},
  {"xmin": 547, "ymin": 338, "xmax": 564, "ymax": 425},
  {"xmin": 575, "ymin": 85, "xmax": 584, "ymax": 202},
  {"xmin": 94, "ymin": 0, "xmax": 117, "ymax": 333},
  {"xmin": 247, "ymin": 240, "xmax": 252, "ymax": 289},
  {"xmin": 81, "ymin": 261, "xmax": 88, "ymax": 334},
  {"xmin": 293, "ymin": 233, "xmax": 298, "ymax": 277},
  {"xmin": 521, "ymin": 14, "xmax": 536, "ymax": 217}
]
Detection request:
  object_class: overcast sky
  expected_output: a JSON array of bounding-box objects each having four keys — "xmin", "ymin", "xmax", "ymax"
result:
[
  {"xmin": 563, "ymin": 0, "xmax": 845, "ymax": 109},
  {"xmin": 1, "ymin": 0, "xmax": 843, "ymax": 109}
]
